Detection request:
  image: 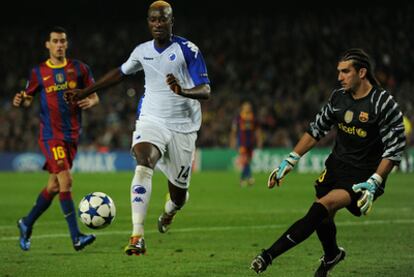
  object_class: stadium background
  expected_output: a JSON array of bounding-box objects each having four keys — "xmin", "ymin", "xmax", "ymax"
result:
[
  {"xmin": 0, "ymin": 0, "xmax": 413, "ymax": 171},
  {"xmin": 1, "ymin": 2, "xmax": 414, "ymax": 276}
]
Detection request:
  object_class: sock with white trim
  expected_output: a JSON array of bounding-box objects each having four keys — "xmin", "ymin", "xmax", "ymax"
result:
[{"xmin": 164, "ymin": 191, "xmax": 189, "ymax": 215}]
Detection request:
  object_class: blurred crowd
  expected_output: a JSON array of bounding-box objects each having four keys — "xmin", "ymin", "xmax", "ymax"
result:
[{"xmin": 1, "ymin": 4, "xmax": 413, "ymax": 152}]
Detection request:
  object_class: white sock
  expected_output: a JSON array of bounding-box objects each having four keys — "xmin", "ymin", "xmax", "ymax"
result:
[
  {"xmin": 165, "ymin": 191, "xmax": 189, "ymax": 215},
  {"xmin": 164, "ymin": 199, "xmax": 179, "ymax": 215},
  {"xmin": 130, "ymin": 165, "xmax": 153, "ymax": 237}
]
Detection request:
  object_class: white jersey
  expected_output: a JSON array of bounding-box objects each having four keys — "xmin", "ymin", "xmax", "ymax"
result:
[{"xmin": 121, "ymin": 35, "xmax": 210, "ymax": 133}]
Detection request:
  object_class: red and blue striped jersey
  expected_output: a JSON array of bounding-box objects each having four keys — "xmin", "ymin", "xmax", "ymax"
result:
[
  {"xmin": 233, "ymin": 111, "xmax": 257, "ymax": 149},
  {"xmin": 25, "ymin": 58, "xmax": 94, "ymax": 142}
]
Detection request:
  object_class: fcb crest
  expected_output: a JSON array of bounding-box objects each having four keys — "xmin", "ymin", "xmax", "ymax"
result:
[
  {"xmin": 55, "ymin": 73, "xmax": 65, "ymax": 83},
  {"xmin": 359, "ymin": 111, "xmax": 369, "ymax": 122},
  {"xmin": 344, "ymin": 110, "xmax": 353, "ymax": 123}
]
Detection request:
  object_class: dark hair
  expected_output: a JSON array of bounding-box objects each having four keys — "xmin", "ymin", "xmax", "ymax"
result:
[
  {"xmin": 339, "ymin": 48, "xmax": 380, "ymax": 87},
  {"xmin": 46, "ymin": 26, "xmax": 67, "ymax": 41}
]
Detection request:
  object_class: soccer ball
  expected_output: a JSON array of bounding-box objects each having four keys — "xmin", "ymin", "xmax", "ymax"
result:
[{"xmin": 78, "ymin": 192, "xmax": 116, "ymax": 229}]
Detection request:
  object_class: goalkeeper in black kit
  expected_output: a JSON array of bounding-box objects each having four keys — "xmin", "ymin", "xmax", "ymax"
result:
[{"xmin": 250, "ymin": 48, "xmax": 406, "ymax": 276}]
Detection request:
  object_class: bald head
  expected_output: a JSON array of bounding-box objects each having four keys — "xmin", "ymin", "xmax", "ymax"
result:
[
  {"xmin": 147, "ymin": 0, "xmax": 174, "ymax": 44},
  {"xmin": 149, "ymin": 1, "xmax": 173, "ymax": 15}
]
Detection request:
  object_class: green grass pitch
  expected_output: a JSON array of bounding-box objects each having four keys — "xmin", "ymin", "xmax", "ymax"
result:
[{"xmin": 0, "ymin": 171, "xmax": 413, "ymax": 276}]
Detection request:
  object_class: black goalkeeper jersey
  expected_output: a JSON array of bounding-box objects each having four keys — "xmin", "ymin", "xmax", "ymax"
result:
[{"xmin": 307, "ymin": 87, "xmax": 406, "ymax": 170}]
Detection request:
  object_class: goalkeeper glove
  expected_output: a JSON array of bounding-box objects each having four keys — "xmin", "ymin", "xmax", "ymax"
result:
[
  {"xmin": 268, "ymin": 151, "xmax": 301, "ymax": 188},
  {"xmin": 352, "ymin": 173, "xmax": 383, "ymax": 215}
]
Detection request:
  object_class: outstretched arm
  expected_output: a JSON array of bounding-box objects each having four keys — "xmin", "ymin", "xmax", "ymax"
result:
[
  {"xmin": 166, "ymin": 74, "xmax": 210, "ymax": 100},
  {"xmin": 292, "ymin": 132, "xmax": 318, "ymax": 156},
  {"xmin": 76, "ymin": 92, "xmax": 100, "ymax": 110},
  {"xmin": 65, "ymin": 68, "xmax": 125, "ymax": 102},
  {"xmin": 267, "ymin": 132, "xmax": 318, "ymax": 188}
]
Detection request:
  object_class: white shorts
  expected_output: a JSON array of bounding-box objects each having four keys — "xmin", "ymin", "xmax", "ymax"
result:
[{"xmin": 131, "ymin": 119, "xmax": 197, "ymax": 189}]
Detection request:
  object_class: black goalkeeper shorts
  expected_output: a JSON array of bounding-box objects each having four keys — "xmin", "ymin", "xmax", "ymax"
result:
[{"xmin": 314, "ymin": 155, "xmax": 385, "ymax": 217}]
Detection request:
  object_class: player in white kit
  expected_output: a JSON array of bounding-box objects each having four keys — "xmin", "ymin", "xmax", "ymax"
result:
[{"xmin": 64, "ymin": 0, "xmax": 211, "ymax": 255}]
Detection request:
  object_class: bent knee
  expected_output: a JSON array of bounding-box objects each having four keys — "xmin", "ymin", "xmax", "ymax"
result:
[
  {"xmin": 317, "ymin": 192, "xmax": 351, "ymax": 213},
  {"xmin": 59, "ymin": 178, "xmax": 73, "ymax": 191},
  {"xmin": 48, "ymin": 185, "xmax": 60, "ymax": 194},
  {"xmin": 137, "ymin": 158, "xmax": 157, "ymax": 169},
  {"xmin": 171, "ymin": 191, "xmax": 189, "ymax": 209},
  {"xmin": 47, "ymin": 180, "xmax": 60, "ymax": 193}
]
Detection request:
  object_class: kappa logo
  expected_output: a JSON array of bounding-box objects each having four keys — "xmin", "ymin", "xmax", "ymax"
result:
[
  {"xmin": 132, "ymin": 197, "xmax": 144, "ymax": 203},
  {"xmin": 182, "ymin": 41, "xmax": 199, "ymax": 58}
]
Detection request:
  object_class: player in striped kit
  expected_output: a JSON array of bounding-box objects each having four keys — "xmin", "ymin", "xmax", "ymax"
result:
[
  {"xmin": 13, "ymin": 26, "xmax": 99, "ymax": 251},
  {"xmin": 64, "ymin": 1, "xmax": 211, "ymax": 255},
  {"xmin": 230, "ymin": 100, "xmax": 263, "ymax": 186},
  {"xmin": 251, "ymin": 48, "xmax": 406, "ymax": 276}
]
